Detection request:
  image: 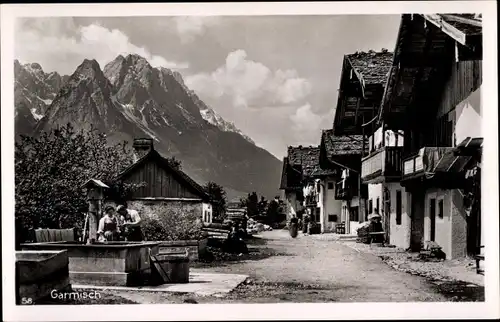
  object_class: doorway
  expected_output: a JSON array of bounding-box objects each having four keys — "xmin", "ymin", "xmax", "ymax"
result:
[
  {"xmin": 410, "ymin": 190, "xmax": 425, "ymax": 251},
  {"xmin": 429, "ymin": 198, "xmax": 436, "ymax": 242}
]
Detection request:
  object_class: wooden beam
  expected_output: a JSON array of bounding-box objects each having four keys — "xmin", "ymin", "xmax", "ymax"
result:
[
  {"xmin": 441, "ymin": 14, "xmax": 482, "ymax": 28},
  {"xmin": 354, "ymin": 97, "xmax": 361, "ymax": 128},
  {"xmin": 423, "ymin": 14, "xmax": 467, "ymax": 46}
]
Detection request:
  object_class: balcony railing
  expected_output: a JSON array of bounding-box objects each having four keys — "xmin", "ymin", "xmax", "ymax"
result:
[
  {"xmin": 403, "ymin": 153, "xmax": 424, "ymax": 176},
  {"xmin": 361, "ymin": 146, "xmax": 404, "ymax": 183},
  {"xmin": 304, "ymin": 195, "xmax": 318, "ymax": 206},
  {"xmin": 402, "ymin": 147, "xmax": 454, "ymax": 179}
]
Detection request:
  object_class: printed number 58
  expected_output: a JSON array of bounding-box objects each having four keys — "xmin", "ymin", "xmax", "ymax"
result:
[{"xmin": 21, "ymin": 297, "xmax": 33, "ymax": 305}]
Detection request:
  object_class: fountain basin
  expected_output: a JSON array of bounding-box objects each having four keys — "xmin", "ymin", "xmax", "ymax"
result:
[
  {"xmin": 21, "ymin": 241, "xmax": 160, "ymax": 286},
  {"xmin": 16, "ymin": 250, "xmax": 70, "ymax": 304}
]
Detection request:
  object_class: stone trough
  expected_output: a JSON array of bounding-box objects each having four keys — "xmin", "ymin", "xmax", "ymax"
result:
[
  {"xmin": 16, "ymin": 250, "xmax": 71, "ymax": 304},
  {"xmin": 21, "ymin": 241, "xmax": 160, "ymax": 287}
]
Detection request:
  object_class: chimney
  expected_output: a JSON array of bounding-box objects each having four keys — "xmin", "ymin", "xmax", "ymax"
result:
[{"xmin": 133, "ymin": 138, "xmax": 154, "ymax": 162}]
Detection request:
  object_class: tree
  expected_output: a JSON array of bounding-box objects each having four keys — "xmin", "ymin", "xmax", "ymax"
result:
[
  {"xmin": 257, "ymin": 196, "xmax": 268, "ymax": 216},
  {"xmin": 245, "ymin": 192, "xmax": 259, "ymax": 218},
  {"xmin": 15, "ymin": 123, "xmax": 143, "ymax": 242},
  {"xmin": 166, "ymin": 156, "xmax": 182, "ymax": 170},
  {"xmin": 204, "ymin": 181, "xmax": 227, "ymax": 221},
  {"xmin": 265, "ymin": 199, "xmax": 280, "ymax": 225}
]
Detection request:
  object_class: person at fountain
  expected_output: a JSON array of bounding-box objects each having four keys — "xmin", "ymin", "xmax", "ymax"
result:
[
  {"xmin": 117, "ymin": 205, "xmax": 143, "ymax": 241},
  {"xmin": 97, "ymin": 206, "xmax": 121, "ymax": 242}
]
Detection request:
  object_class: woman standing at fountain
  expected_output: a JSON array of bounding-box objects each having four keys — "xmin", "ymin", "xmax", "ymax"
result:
[
  {"xmin": 117, "ymin": 205, "xmax": 143, "ymax": 241},
  {"xmin": 97, "ymin": 206, "xmax": 121, "ymax": 242}
]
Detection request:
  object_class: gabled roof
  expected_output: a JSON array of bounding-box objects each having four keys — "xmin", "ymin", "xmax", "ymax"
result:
[
  {"xmin": 321, "ymin": 130, "xmax": 366, "ymax": 159},
  {"xmin": 288, "ymin": 145, "xmax": 335, "ymax": 179},
  {"xmin": 345, "ymin": 50, "xmax": 394, "ymax": 87},
  {"xmin": 378, "ymin": 13, "xmax": 483, "ymax": 126},
  {"xmin": 117, "ymin": 149, "xmax": 209, "ymax": 200}
]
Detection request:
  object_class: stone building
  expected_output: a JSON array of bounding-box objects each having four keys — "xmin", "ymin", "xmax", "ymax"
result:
[{"xmin": 116, "ymin": 138, "xmax": 213, "ymax": 223}]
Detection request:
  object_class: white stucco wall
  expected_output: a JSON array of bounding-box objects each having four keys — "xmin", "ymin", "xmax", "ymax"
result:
[
  {"xmin": 368, "ymin": 183, "xmax": 383, "ymax": 215},
  {"xmin": 339, "ymin": 196, "xmax": 363, "ymax": 235},
  {"xmin": 423, "ymin": 188, "xmax": 467, "ymax": 259},
  {"xmin": 386, "ymin": 183, "xmax": 411, "ymax": 249},
  {"xmin": 320, "ymin": 178, "xmax": 342, "ymax": 233},
  {"xmin": 202, "ymin": 203, "xmax": 213, "ymax": 223},
  {"xmin": 454, "ymin": 88, "xmax": 482, "ymax": 145}
]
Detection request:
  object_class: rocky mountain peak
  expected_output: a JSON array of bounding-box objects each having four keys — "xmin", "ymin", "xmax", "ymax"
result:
[
  {"xmin": 28, "ymin": 62, "xmax": 43, "ymax": 71},
  {"xmin": 75, "ymin": 59, "xmax": 104, "ymax": 78},
  {"xmin": 159, "ymin": 67, "xmax": 185, "ymax": 87},
  {"xmin": 15, "ymin": 58, "xmax": 282, "ymax": 199}
]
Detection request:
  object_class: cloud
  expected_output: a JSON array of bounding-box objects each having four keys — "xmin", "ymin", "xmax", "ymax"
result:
[
  {"xmin": 290, "ymin": 103, "xmax": 322, "ymax": 137},
  {"xmin": 15, "ymin": 19, "xmax": 189, "ymax": 75},
  {"xmin": 173, "ymin": 16, "xmax": 220, "ymax": 43},
  {"xmin": 185, "ymin": 49, "xmax": 312, "ymax": 108}
]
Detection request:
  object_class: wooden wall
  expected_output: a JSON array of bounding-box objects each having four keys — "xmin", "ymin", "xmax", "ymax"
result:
[
  {"xmin": 437, "ymin": 60, "xmax": 482, "ymax": 118},
  {"xmin": 123, "ymin": 160, "xmax": 201, "ymax": 199}
]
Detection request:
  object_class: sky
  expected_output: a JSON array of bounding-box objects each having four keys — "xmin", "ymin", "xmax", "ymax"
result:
[{"xmin": 15, "ymin": 15, "xmax": 401, "ymax": 159}]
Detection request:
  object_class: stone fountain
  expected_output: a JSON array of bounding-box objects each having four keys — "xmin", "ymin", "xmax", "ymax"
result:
[{"xmin": 20, "ymin": 179, "xmax": 162, "ymax": 287}]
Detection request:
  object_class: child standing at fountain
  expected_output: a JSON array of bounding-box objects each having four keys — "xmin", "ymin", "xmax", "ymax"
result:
[{"xmin": 97, "ymin": 206, "xmax": 121, "ymax": 242}]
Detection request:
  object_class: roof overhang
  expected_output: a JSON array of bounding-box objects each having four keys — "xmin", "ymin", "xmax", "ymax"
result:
[{"xmin": 422, "ymin": 14, "xmax": 482, "ymax": 50}]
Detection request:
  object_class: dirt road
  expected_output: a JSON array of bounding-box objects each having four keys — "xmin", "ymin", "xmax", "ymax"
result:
[
  {"xmin": 195, "ymin": 230, "xmax": 449, "ymax": 302},
  {"xmin": 107, "ymin": 230, "xmax": 468, "ymax": 304}
]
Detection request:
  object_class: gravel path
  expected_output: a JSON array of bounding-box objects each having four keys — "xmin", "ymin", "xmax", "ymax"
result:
[
  {"xmin": 192, "ymin": 230, "xmax": 453, "ymax": 302},
  {"xmin": 97, "ymin": 230, "xmax": 483, "ymax": 303}
]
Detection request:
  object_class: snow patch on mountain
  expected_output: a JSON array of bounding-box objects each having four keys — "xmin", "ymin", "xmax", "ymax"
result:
[
  {"xmin": 200, "ymin": 108, "xmax": 255, "ymax": 144},
  {"xmin": 30, "ymin": 108, "xmax": 44, "ymax": 121}
]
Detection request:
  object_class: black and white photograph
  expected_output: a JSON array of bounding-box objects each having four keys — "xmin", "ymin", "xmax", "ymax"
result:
[{"xmin": 1, "ymin": 2, "xmax": 498, "ymax": 321}]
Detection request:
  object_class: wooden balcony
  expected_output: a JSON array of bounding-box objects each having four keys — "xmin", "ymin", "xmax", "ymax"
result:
[
  {"xmin": 361, "ymin": 146, "xmax": 404, "ymax": 183},
  {"xmin": 305, "ymin": 195, "xmax": 318, "ymax": 206},
  {"xmin": 335, "ymin": 176, "xmax": 365, "ymax": 200},
  {"xmin": 402, "ymin": 153, "xmax": 424, "ymax": 177}
]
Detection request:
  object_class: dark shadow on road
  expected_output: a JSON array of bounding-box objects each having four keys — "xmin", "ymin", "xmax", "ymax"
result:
[{"xmin": 431, "ymin": 280, "xmax": 485, "ymax": 302}]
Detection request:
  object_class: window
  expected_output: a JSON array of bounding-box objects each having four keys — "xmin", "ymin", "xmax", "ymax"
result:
[
  {"xmin": 376, "ymin": 197, "xmax": 380, "ymax": 214},
  {"xmin": 349, "ymin": 207, "xmax": 359, "ymax": 222},
  {"xmin": 315, "ymin": 207, "xmax": 321, "ymax": 222},
  {"xmin": 328, "ymin": 214, "xmax": 338, "ymax": 222},
  {"xmin": 369, "ymin": 199, "xmax": 373, "ymax": 214},
  {"xmin": 396, "ymin": 190, "xmax": 402, "ymax": 225},
  {"xmin": 438, "ymin": 199, "xmax": 444, "ymax": 219},
  {"xmin": 327, "ymin": 182, "xmax": 334, "ymax": 190}
]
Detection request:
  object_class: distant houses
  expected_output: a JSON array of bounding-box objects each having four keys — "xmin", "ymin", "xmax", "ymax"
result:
[
  {"xmin": 279, "ymin": 13, "xmax": 483, "ymax": 260},
  {"xmin": 117, "ymin": 138, "xmax": 213, "ymax": 224}
]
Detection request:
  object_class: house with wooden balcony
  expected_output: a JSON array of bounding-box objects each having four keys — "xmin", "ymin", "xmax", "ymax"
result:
[
  {"xmin": 279, "ymin": 145, "xmax": 339, "ymax": 233},
  {"xmin": 331, "ymin": 49, "xmax": 393, "ymax": 235},
  {"xmin": 319, "ymin": 130, "xmax": 368, "ymax": 235},
  {"xmin": 378, "ymin": 13, "xmax": 483, "ymax": 259}
]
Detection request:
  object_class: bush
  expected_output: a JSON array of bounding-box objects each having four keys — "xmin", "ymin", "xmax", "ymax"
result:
[{"xmin": 141, "ymin": 203, "xmax": 204, "ymax": 241}]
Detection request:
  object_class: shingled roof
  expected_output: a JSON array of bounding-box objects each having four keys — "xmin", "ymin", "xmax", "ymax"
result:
[
  {"xmin": 288, "ymin": 146, "xmax": 330, "ymax": 178},
  {"xmin": 346, "ymin": 50, "xmax": 393, "ymax": 86},
  {"xmin": 321, "ymin": 130, "xmax": 366, "ymax": 160}
]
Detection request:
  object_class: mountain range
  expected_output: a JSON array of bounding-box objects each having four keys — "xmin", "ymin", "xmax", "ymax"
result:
[{"xmin": 14, "ymin": 55, "xmax": 282, "ymax": 199}]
